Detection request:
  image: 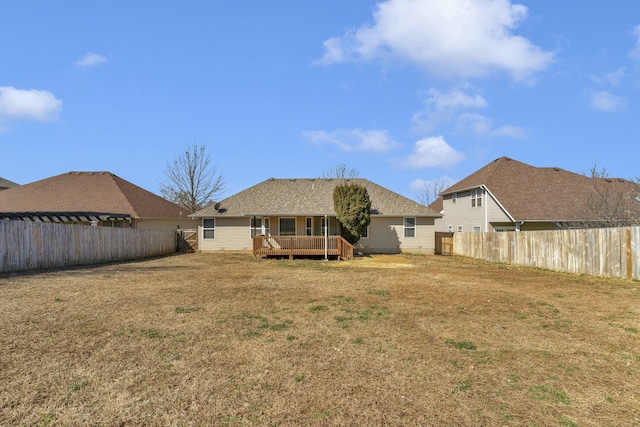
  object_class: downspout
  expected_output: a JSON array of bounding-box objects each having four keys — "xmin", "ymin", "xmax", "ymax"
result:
[{"xmin": 483, "ymin": 187, "xmax": 488, "ymax": 232}]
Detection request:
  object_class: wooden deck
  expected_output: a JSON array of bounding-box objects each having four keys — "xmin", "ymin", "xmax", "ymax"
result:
[{"xmin": 253, "ymin": 235, "xmax": 354, "ymax": 260}]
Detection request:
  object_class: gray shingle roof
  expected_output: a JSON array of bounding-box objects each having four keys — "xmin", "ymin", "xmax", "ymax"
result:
[
  {"xmin": 0, "ymin": 172, "xmax": 191, "ymax": 219},
  {"xmin": 0, "ymin": 177, "xmax": 19, "ymax": 190},
  {"xmin": 439, "ymin": 157, "xmax": 640, "ymax": 222},
  {"xmin": 192, "ymin": 178, "xmax": 439, "ymax": 218}
]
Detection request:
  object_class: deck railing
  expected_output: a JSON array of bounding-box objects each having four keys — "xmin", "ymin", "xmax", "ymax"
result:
[{"xmin": 253, "ymin": 235, "xmax": 354, "ymax": 260}]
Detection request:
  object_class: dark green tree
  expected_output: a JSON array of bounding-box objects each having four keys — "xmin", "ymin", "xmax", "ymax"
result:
[{"xmin": 333, "ymin": 183, "xmax": 371, "ymax": 245}]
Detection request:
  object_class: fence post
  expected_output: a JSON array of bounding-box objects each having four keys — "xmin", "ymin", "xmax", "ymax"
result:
[{"xmin": 627, "ymin": 228, "xmax": 633, "ymax": 279}]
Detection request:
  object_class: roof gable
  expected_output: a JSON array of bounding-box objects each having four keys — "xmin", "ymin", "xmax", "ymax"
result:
[
  {"xmin": 192, "ymin": 178, "xmax": 439, "ymax": 217},
  {"xmin": 0, "ymin": 176, "xmax": 19, "ymax": 190},
  {"xmin": 0, "ymin": 172, "xmax": 191, "ymax": 219},
  {"xmin": 441, "ymin": 157, "xmax": 640, "ymax": 221}
]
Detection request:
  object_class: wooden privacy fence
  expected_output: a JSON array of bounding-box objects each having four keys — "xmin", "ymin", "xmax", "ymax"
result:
[
  {"xmin": 0, "ymin": 220, "xmax": 177, "ymax": 273},
  {"xmin": 453, "ymin": 226, "xmax": 640, "ymax": 280},
  {"xmin": 435, "ymin": 232, "xmax": 454, "ymax": 255}
]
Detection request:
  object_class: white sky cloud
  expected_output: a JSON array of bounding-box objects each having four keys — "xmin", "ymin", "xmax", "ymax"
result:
[
  {"xmin": 398, "ymin": 136, "xmax": 464, "ymax": 169},
  {"xmin": 629, "ymin": 25, "xmax": 640, "ymax": 61},
  {"xmin": 456, "ymin": 113, "xmax": 525, "ymax": 137},
  {"xmin": 317, "ymin": 0, "xmax": 554, "ymax": 82},
  {"xmin": 75, "ymin": 51, "xmax": 108, "ymax": 68},
  {"xmin": 590, "ymin": 68, "xmax": 626, "ymax": 86},
  {"xmin": 412, "ymin": 87, "xmax": 523, "ymax": 137},
  {"xmin": 409, "ymin": 176, "xmax": 456, "ymax": 193},
  {"xmin": 0, "ymin": 86, "xmax": 62, "ymax": 129},
  {"xmin": 412, "ymin": 87, "xmax": 487, "ymax": 132},
  {"xmin": 303, "ymin": 128, "xmax": 399, "ymax": 153},
  {"xmin": 590, "ymin": 91, "xmax": 626, "ymax": 112}
]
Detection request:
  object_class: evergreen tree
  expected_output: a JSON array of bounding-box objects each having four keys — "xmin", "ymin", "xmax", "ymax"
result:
[{"xmin": 333, "ymin": 183, "xmax": 371, "ymax": 245}]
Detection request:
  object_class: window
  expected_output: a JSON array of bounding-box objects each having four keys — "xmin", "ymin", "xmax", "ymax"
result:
[
  {"xmin": 471, "ymin": 189, "xmax": 482, "ymax": 207},
  {"xmin": 305, "ymin": 217, "xmax": 313, "ymax": 236},
  {"xmin": 250, "ymin": 217, "xmax": 270, "ymax": 237},
  {"xmin": 280, "ymin": 217, "xmax": 296, "ymax": 236},
  {"xmin": 321, "ymin": 217, "xmax": 328, "ymax": 235},
  {"xmin": 452, "ymin": 193, "xmax": 457, "ymax": 204},
  {"xmin": 473, "ymin": 226, "xmax": 481, "ymax": 232},
  {"xmin": 448, "ymin": 225, "xmax": 454, "ymax": 233},
  {"xmin": 404, "ymin": 217, "xmax": 416, "ymax": 238},
  {"xmin": 203, "ymin": 218, "xmax": 215, "ymax": 239},
  {"xmin": 457, "ymin": 225, "xmax": 463, "ymax": 233},
  {"xmin": 360, "ymin": 226, "xmax": 369, "ymax": 239}
]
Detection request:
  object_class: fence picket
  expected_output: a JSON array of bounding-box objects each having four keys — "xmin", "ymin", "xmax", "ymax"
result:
[
  {"xmin": 0, "ymin": 221, "xmax": 176, "ymax": 273},
  {"xmin": 453, "ymin": 226, "xmax": 640, "ymax": 280}
]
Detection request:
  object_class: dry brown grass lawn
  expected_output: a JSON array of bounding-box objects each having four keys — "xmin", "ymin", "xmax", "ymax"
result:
[{"xmin": 1, "ymin": 252, "xmax": 639, "ymax": 426}]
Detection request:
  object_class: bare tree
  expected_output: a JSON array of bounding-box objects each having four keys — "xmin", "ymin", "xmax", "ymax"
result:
[
  {"xmin": 322, "ymin": 163, "xmax": 360, "ymax": 179},
  {"xmin": 415, "ymin": 176, "xmax": 455, "ymax": 207},
  {"xmin": 561, "ymin": 165, "xmax": 640, "ymax": 228},
  {"xmin": 159, "ymin": 143, "xmax": 225, "ymax": 212}
]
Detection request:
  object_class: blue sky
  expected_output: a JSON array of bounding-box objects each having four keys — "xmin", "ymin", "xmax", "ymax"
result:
[{"xmin": 2, "ymin": 1, "xmax": 640, "ymax": 202}]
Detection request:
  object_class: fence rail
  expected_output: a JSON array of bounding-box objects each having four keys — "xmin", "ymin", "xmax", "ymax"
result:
[
  {"xmin": 453, "ymin": 226, "xmax": 640, "ymax": 280},
  {"xmin": 253, "ymin": 235, "xmax": 354, "ymax": 260},
  {"xmin": 0, "ymin": 220, "xmax": 177, "ymax": 273}
]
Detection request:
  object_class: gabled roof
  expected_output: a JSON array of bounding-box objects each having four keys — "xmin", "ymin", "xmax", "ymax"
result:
[
  {"xmin": 0, "ymin": 177, "xmax": 19, "ymax": 190},
  {"xmin": 192, "ymin": 178, "xmax": 439, "ymax": 218},
  {"xmin": 0, "ymin": 172, "xmax": 191, "ymax": 219},
  {"xmin": 438, "ymin": 157, "xmax": 640, "ymax": 221}
]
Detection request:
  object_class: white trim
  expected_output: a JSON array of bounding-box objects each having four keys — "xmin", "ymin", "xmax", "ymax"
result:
[
  {"xmin": 403, "ymin": 217, "xmax": 416, "ymax": 238},
  {"xmin": 305, "ymin": 217, "xmax": 313, "ymax": 236},
  {"xmin": 203, "ymin": 218, "xmax": 215, "ymax": 239}
]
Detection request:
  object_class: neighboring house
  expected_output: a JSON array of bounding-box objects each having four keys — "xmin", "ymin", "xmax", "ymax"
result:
[
  {"xmin": 0, "ymin": 177, "xmax": 19, "ymax": 191},
  {"xmin": 191, "ymin": 178, "xmax": 441, "ymax": 254},
  {"xmin": 430, "ymin": 157, "xmax": 640, "ymax": 232},
  {"xmin": 0, "ymin": 171, "xmax": 194, "ymax": 230}
]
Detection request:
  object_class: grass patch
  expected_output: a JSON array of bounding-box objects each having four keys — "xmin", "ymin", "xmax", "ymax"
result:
[
  {"xmin": 530, "ymin": 385, "xmax": 570, "ymax": 404},
  {"xmin": 175, "ymin": 306, "xmax": 201, "ymax": 314},
  {"xmin": 140, "ymin": 328, "xmax": 163, "ymax": 339},
  {"xmin": 69, "ymin": 380, "xmax": 90, "ymax": 392},
  {"xmin": 446, "ymin": 339, "xmax": 477, "ymax": 350},
  {"xmin": 559, "ymin": 417, "xmax": 578, "ymax": 427},
  {"xmin": 452, "ymin": 380, "xmax": 472, "ymax": 394},
  {"xmin": 368, "ymin": 289, "xmax": 390, "ymax": 297}
]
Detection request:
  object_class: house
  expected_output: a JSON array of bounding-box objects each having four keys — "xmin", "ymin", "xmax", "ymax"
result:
[
  {"xmin": 0, "ymin": 171, "xmax": 194, "ymax": 230},
  {"xmin": 0, "ymin": 177, "xmax": 18, "ymax": 191},
  {"xmin": 190, "ymin": 178, "xmax": 441, "ymax": 255},
  {"xmin": 431, "ymin": 157, "xmax": 640, "ymax": 232}
]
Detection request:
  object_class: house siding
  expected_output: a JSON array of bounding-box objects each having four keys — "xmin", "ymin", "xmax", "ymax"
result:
[
  {"xmin": 198, "ymin": 216, "xmax": 344, "ymax": 252},
  {"xmin": 486, "ymin": 196, "xmax": 511, "ymax": 228},
  {"xmin": 199, "ymin": 217, "xmax": 252, "ymax": 251},
  {"xmin": 436, "ymin": 190, "xmax": 512, "ymax": 232},
  {"xmin": 136, "ymin": 219, "xmax": 196, "ymax": 231},
  {"xmin": 355, "ymin": 217, "xmax": 435, "ymax": 254},
  {"xmin": 436, "ymin": 191, "xmax": 486, "ymax": 232},
  {"xmin": 198, "ymin": 215, "xmax": 435, "ymax": 254}
]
